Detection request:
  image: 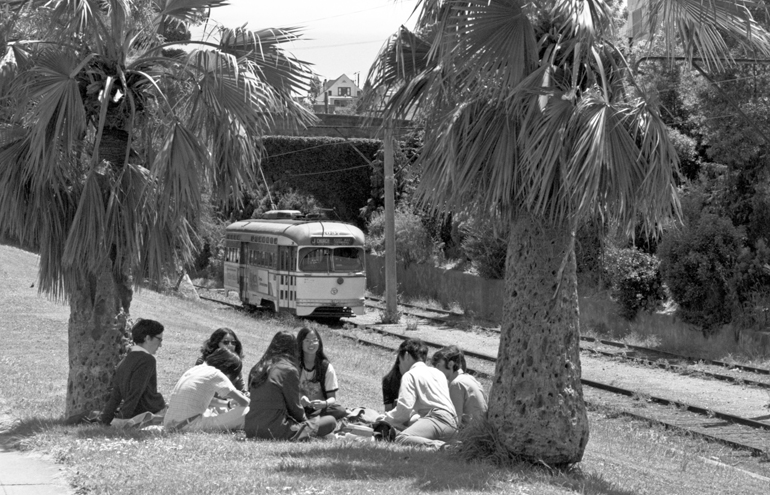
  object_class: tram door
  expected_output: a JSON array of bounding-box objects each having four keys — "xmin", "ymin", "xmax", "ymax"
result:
[
  {"xmin": 238, "ymin": 242, "xmax": 247, "ymax": 302},
  {"xmin": 277, "ymin": 246, "xmax": 297, "ymax": 311}
]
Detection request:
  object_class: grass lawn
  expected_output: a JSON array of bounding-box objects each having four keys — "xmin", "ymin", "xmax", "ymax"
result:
[{"xmin": 1, "ymin": 244, "xmax": 767, "ymax": 494}]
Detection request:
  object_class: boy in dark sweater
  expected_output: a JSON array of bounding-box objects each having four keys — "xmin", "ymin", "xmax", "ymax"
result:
[{"xmin": 100, "ymin": 319, "xmax": 167, "ymax": 425}]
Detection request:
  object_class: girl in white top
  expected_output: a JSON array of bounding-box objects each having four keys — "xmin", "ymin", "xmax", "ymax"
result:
[{"xmin": 296, "ymin": 327, "xmax": 348, "ymax": 420}]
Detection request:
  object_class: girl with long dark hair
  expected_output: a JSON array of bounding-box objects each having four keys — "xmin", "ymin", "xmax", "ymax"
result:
[
  {"xmin": 296, "ymin": 327, "xmax": 347, "ymax": 420},
  {"xmin": 196, "ymin": 327, "xmax": 247, "ymax": 393},
  {"xmin": 244, "ymin": 331, "xmax": 337, "ymax": 440}
]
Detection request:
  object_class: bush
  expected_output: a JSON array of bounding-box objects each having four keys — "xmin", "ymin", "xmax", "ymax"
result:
[
  {"xmin": 457, "ymin": 214, "xmax": 508, "ymax": 280},
  {"xmin": 658, "ymin": 212, "xmax": 742, "ymax": 331},
  {"xmin": 366, "ymin": 205, "xmax": 439, "ymax": 265},
  {"xmin": 603, "ymin": 245, "xmax": 666, "ymax": 321}
]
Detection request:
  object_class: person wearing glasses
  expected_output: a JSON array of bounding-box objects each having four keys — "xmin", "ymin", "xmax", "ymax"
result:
[
  {"xmin": 100, "ymin": 319, "xmax": 167, "ymax": 426},
  {"xmin": 196, "ymin": 327, "xmax": 247, "ymax": 394}
]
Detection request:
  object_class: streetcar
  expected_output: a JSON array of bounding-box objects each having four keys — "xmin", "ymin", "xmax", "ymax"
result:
[{"xmin": 223, "ymin": 210, "xmax": 366, "ymax": 319}]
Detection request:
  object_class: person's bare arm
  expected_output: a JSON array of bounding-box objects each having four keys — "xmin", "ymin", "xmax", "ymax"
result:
[{"xmin": 225, "ymin": 389, "xmax": 249, "ymax": 407}]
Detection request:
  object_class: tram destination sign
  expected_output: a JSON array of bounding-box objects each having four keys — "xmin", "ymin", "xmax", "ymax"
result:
[{"xmin": 311, "ymin": 237, "xmax": 354, "ymax": 246}]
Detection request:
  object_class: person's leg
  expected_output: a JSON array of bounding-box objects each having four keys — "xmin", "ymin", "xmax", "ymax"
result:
[
  {"xmin": 394, "ymin": 410, "xmax": 457, "ymax": 449},
  {"xmin": 308, "ymin": 415, "xmax": 337, "ymax": 437},
  {"xmin": 195, "ymin": 406, "xmax": 248, "ymax": 431}
]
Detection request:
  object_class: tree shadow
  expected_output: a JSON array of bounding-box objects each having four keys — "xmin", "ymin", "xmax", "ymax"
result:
[
  {"xmin": 0, "ymin": 415, "xmax": 166, "ymax": 450},
  {"xmin": 273, "ymin": 442, "xmax": 640, "ymax": 494}
]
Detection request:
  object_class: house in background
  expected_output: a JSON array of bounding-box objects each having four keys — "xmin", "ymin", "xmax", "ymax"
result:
[{"xmin": 313, "ymin": 74, "xmax": 363, "ymax": 114}]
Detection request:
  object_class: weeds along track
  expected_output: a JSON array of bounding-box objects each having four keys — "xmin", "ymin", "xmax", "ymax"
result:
[
  {"xmin": 365, "ymin": 297, "xmax": 770, "ymax": 391},
  {"xmin": 197, "ymin": 291, "xmax": 770, "ymax": 457}
]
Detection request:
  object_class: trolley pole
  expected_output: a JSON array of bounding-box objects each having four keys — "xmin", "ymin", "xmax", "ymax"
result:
[{"xmin": 383, "ymin": 127, "xmax": 398, "ymax": 320}]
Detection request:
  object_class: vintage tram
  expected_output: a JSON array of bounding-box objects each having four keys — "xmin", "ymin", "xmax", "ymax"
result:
[{"xmin": 223, "ymin": 210, "xmax": 366, "ymax": 318}]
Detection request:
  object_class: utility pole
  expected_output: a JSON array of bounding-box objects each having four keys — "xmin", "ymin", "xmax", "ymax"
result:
[{"xmin": 383, "ymin": 126, "xmax": 398, "ymax": 320}]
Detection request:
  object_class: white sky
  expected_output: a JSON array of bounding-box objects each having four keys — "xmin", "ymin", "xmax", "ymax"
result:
[{"xmin": 202, "ymin": 1, "xmax": 419, "ymax": 86}]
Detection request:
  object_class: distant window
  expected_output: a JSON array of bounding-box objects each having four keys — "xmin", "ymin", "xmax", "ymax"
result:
[
  {"xmin": 338, "ymin": 87, "xmax": 351, "ymax": 96},
  {"xmin": 327, "ymin": 90, "xmax": 331, "ymax": 95}
]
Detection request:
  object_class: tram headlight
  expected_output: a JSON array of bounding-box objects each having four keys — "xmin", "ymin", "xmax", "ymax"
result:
[{"xmin": 337, "ymin": 277, "xmax": 344, "ymax": 285}]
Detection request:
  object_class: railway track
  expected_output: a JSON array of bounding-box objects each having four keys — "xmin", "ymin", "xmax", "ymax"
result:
[
  {"xmin": 365, "ymin": 296, "xmax": 770, "ymax": 390},
  {"xmin": 196, "ymin": 290, "xmax": 770, "ymax": 460},
  {"xmin": 341, "ymin": 321, "xmax": 770, "ymax": 456}
]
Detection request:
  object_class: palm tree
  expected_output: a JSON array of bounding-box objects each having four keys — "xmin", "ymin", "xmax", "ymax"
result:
[
  {"xmin": 366, "ymin": 0, "xmax": 770, "ymax": 464},
  {"xmin": 0, "ymin": 0, "xmax": 315, "ymax": 417}
]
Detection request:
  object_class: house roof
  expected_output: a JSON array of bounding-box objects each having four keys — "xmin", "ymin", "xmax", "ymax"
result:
[{"xmin": 322, "ymin": 74, "xmax": 361, "ymax": 93}]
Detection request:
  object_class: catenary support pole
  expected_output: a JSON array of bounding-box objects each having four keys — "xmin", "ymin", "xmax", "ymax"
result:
[{"xmin": 383, "ymin": 127, "xmax": 398, "ymax": 320}]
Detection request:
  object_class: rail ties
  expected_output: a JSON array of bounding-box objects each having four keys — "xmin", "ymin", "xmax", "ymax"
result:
[{"xmin": 366, "ymin": 298, "xmax": 770, "ymax": 387}]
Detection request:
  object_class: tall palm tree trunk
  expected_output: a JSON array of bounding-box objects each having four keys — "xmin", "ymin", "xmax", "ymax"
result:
[
  {"xmin": 488, "ymin": 212, "xmax": 589, "ymax": 465},
  {"xmin": 66, "ymin": 126, "xmax": 135, "ymax": 417},
  {"xmin": 65, "ymin": 261, "xmax": 132, "ymax": 417}
]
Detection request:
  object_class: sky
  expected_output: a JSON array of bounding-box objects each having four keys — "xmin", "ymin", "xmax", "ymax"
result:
[{"xmin": 201, "ymin": 1, "xmax": 419, "ymax": 87}]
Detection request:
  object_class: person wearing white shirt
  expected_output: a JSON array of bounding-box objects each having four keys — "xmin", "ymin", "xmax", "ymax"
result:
[
  {"xmin": 164, "ymin": 348, "xmax": 249, "ymax": 431},
  {"xmin": 377, "ymin": 338, "xmax": 458, "ymax": 449}
]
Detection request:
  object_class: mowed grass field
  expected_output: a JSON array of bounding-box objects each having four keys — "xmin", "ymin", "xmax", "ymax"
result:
[{"xmin": 1, "ymin": 244, "xmax": 767, "ymax": 495}]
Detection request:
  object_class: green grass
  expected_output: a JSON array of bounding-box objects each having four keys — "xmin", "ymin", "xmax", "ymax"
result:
[{"xmin": 2, "ymin": 244, "xmax": 769, "ymax": 494}]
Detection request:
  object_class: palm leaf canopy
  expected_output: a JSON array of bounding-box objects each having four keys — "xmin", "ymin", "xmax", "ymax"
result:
[
  {"xmin": 0, "ymin": 0, "xmax": 315, "ymax": 299},
  {"xmin": 366, "ymin": 0, "xmax": 770, "ymax": 234}
]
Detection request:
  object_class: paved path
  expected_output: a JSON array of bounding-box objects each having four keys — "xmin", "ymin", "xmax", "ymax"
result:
[{"xmin": 0, "ymin": 447, "xmax": 71, "ymax": 495}]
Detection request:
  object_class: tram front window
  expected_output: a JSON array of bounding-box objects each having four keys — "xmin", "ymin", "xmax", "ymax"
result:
[
  {"xmin": 299, "ymin": 248, "xmax": 331, "ymax": 272},
  {"xmin": 332, "ymin": 247, "xmax": 363, "ymax": 272},
  {"xmin": 298, "ymin": 247, "xmax": 363, "ymax": 272}
]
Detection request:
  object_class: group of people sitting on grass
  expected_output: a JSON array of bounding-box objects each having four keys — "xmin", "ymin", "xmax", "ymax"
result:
[{"xmin": 96, "ymin": 318, "xmax": 487, "ymax": 447}]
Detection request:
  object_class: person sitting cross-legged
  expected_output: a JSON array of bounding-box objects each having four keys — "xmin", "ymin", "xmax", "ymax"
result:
[
  {"xmin": 431, "ymin": 345, "xmax": 488, "ymax": 428},
  {"xmin": 100, "ymin": 319, "xmax": 167, "ymax": 427},
  {"xmin": 376, "ymin": 338, "xmax": 458, "ymax": 449},
  {"xmin": 245, "ymin": 331, "xmax": 337, "ymax": 441},
  {"xmin": 163, "ymin": 348, "xmax": 249, "ymax": 431}
]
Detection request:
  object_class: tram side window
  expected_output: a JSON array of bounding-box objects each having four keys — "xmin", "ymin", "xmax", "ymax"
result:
[
  {"xmin": 332, "ymin": 247, "xmax": 364, "ymax": 272},
  {"xmin": 299, "ymin": 248, "xmax": 331, "ymax": 272}
]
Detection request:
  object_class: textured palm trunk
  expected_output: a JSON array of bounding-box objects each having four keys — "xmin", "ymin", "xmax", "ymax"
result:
[
  {"xmin": 65, "ymin": 259, "xmax": 132, "ymax": 417},
  {"xmin": 487, "ymin": 212, "xmax": 589, "ymax": 465}
]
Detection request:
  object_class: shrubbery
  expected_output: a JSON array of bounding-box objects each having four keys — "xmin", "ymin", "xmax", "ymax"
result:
[
  {"xmin": 457, "ymin": 215, "xmax": 508, "ymax": 280},
  {"xmin": 366, "ymin": 205, "xmax": 441, "ymax": 265},
  {"xmin": 603, "ymin": 245, "xmax": 666, "ymax": 321},
  {"xmin": 657, "ymin": 212, "xmax": 742, "ymax": 331},
  {"xmin": 657, "ymin": 170, "xmax": 770, "ymax": 332}
]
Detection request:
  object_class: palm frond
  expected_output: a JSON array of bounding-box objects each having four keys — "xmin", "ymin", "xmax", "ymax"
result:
[
  {"xmin": 157, "ymin": 0, "xmax": 229, "ymax": 23},
  {"xmin": 18, "ymin": 48, "xmax": 86, "ymax": 185},
  {"xmin": 62, "ymin": 167, "xmax": 108, "ymax": 273},
  {"xmin": 47, "ymin": 0, "xmax": 107, "ymax": 36},
  {"xmin": 442, "ymin": 0, "xmax": 540, "ymax": 95},
  {"xmin": 0, "ymin": 137, "xmax": 32, "ymax": 241},
  {"xmin": 206, "ymin": 118, "xmax": 260, "ymax": 207},
  {"xmin": 184, "ymin": 48, "xmax": 314, "ymax": 136},
  {"xmin": 104, "ymin": 163, "xmax": 151, "ymax": 277},
  {"xmin": 647, "ymin": 0, "xmax": 770, "ymax": 71},
  {"xmin": 152, "ymin": 122, "xmax": 207, "ymax": 221},
  {"xmin": 217, "ymin": 26, "xmax": 313, "ymax": 95}
]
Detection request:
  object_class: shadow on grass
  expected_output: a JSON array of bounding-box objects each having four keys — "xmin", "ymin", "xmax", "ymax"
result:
[
  {"xmin": 274, "ymin": 442, "xmax": 639, "ymax": 495},
  {"xmin": 0, "ymin": 416, "xmax": 167, "ymax": 449}
]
